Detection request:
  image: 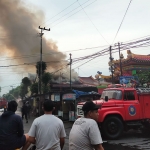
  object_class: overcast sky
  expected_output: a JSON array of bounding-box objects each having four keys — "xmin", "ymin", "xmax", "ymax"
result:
[{"xmin": 1, "ymin": 0, "xmax": 150, "ymax": 95}]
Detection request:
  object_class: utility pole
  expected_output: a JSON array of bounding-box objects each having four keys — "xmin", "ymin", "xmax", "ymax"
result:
[
  {"xmin": 38, "ymin": 26, "xmax": 50, "ymax": 116},
  {"xmin": 109, "ymin": 46, "xmax": 114, "ymax": 84},
  {"xmin": 118, "ymin": 42, "xmax": 123, "ymax": 76},
  {"xmin": 69, "ymin": 53, "xmax": 72, "ymax": 89}
]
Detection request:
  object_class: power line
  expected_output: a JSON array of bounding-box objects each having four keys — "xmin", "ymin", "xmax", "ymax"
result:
[
  {"xmin": 112, "ymin": 0, "xmax": 133, "ymax": 44},
  {"xmin": 64, "ymin": 44, "xmax": 109, "ymax": 52},
  {"xmin": 0, "ymin": 60, "xmax": 67, "ymax": 67},
  {"xmin": 50, "ymin": 0, "xmax": 97, "ymax": 28},
  {"xmin": 77, "ymin": 0, "xmax": 109, "ymax": 45},
  {"xmin": 45, "ymin": 0, "xmax": 91, "ymax": 27},
  {"xmin": 0, "ymin": 45, "xmax": 108, "ymax": 61},
  {"xmin": 41, "ymin": 0, "xmax": 78, "ymax": 26}
]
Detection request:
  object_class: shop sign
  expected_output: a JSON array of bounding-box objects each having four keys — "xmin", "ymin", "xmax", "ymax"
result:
[
  {"xmin": 55, "ymin": 94, "xmax": 60, "ymax": 101},
  {"xmin": 62, "ymin": 93, "xmax": 76, "ymax": 100}
]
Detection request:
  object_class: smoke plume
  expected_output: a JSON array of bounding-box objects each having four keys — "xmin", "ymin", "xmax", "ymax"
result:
[{"xmin": 0, "ymin": 0, "xmax": 69, "ymax": 77}]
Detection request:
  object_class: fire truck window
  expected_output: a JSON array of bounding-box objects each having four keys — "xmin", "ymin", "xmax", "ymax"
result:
[{"xmin": 124, "ymin": 92, "xmax": 135, "ymax": 100}]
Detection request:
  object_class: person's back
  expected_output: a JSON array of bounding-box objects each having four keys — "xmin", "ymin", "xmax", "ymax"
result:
[
  {"xmin": 22, "ymin": 104, "xmax": 28, "ymax": 114},
  {"xmin": 69, "ymin": 117, "xmax": 102, "ymax": 150},
  {"xmin": 28, "ymin": 100, "xmax": 66, "ymax": 150},
  {"xmin": 29, "ymin": 114, "xmax": 65, "ymax": 149},
  {"xmin": 22, "ymin": 102, "xmax": 28, "ymax": 123},
  {"xmin": 0, "ymin": 101, "xmax": 27, "ymax": 150}
]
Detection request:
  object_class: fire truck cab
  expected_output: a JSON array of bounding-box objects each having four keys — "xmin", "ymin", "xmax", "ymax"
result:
[{"xmin": 77, "ymin": 85, "xmax": 150, "ymax": 139}]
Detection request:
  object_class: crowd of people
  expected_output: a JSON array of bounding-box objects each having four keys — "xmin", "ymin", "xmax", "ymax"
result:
[{"xmin": 0, "ymin": 100, "xmax": 104, "ymax": 150}]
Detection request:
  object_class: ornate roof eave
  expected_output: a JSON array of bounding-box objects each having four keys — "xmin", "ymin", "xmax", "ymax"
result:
[
  {"xmin": 123, "ymin": 65, "xmax": 150, "ymax": 71},
  {"xmin": 113, "ymin": 50, "xmax": 150, "ymax": 65}
]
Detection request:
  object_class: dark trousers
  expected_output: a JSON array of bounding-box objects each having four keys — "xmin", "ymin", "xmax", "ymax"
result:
[{"xmin": 22, "ymin": 113, "xmax": 28, "ymax": 121}]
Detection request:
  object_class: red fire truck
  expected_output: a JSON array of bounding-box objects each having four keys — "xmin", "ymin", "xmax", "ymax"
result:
[
  {"xmin": 77, "ymin": 85, "xmax": 150, "ymax": 139},
  {"xmin": 0, "ymin": 98, "xmax": 7, "ymax": 109}
]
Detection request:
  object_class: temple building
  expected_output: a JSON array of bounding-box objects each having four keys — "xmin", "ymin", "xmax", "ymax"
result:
[
  {"xmin": 113, "ymin": 50, "xmax": 150, "ymax": 76},
  {"xmin": 101, "ymin": 50, "xmax": 150, "ymax": 83}
]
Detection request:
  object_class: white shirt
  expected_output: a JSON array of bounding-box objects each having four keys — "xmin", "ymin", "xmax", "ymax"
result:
[
  {"xmin": 28, "ymin": 114, "xmax": 66, "ymax": 150},
  {"xmin": 69, "ymin": 117, "xmax": 103, "ymax": 150}
]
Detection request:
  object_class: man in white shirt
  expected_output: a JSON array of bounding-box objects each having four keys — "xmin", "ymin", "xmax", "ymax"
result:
[
  {"xmin": 23, "ymin": 100, "xmax": 66, "ymax": 150},
  {"xmin": 69, "ymin": 101, "xmax": 104, "ymax": 150}
]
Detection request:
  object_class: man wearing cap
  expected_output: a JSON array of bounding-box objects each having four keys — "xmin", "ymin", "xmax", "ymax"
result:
[{"xmin": 69, "ymin": 101, "xmax": 104, "ymax": 150}]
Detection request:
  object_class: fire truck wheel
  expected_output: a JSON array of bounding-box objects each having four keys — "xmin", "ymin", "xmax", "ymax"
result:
[{"xmin": 102, "ymin": 116, "xmax": 123, "ymax": 139}]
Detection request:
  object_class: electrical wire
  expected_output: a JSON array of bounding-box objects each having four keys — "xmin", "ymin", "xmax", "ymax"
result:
[
  {"xmin": 77, "ymin": 0, "xmax": 109, "ymax": 45},
  {"xmin": 112, "ymin": 0, "xmax": 133, "ymax": 44},
  {"xmin": 41, "ymin": 0, "xmax": 78, "ymax": 26},
  {"xmin": 45, "ymin": 0, "xmax": 91, "ymax": 27},
  {"xmin": 50, "ymin": 0, "xmax": 97, "ymax": 28}
]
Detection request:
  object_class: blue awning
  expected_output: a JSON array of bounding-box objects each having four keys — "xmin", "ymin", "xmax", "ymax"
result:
[{"xmin": 72, "ymin": 90, "xmax": 90, "ymax": 98}]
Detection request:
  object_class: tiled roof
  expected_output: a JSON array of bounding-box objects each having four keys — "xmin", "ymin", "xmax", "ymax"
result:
[
  {"xmin": 114, "ymin": 50, "xmax": 150, "ymax": 64},
  {"xmin": 79, "ymin": 76, "xmax": 99, "ymax": 86},
  {"xmin": 132, "ymin": 54, "xmax": 150, "ymax": 62}
]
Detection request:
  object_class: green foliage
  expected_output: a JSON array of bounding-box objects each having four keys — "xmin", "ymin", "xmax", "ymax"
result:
[
  {"xmin": 3, "ymin": 93, "xmax": 12, "ymax": 101},
  {"xmin": 22, "ymin": 77, "xmax": 31, "ymax": 86},
  {"xmin": 43, "ymin": 85, "xmax": 50, "ymax": 93},
  {"xmin": 42, "ymin": 72, "xmax": 52, "ymax": 86},
  {"xmin": 20, "ymin": 77, "xmax": 31, "ymax": 98},
  {"xmin": 30, "ymin": 82, "xmax": 38, "ymax": 94},
  {"xmin": 134, "ymin": 70, "xmax": 150, "ymax": 86},
  {"xmin": 3, "ymin": 86, "xmax": 21, "ymax": 101},
  {"xmin": 41, "ymin": 72, "xmax": 52, "ymax": 93},
  {"xmin": 36, "ymin": 61, "xmax": 47, "ymax": 77},
  {"xmin": 20, "ymin": 84, "xmax": 28, "ymax": 98}
]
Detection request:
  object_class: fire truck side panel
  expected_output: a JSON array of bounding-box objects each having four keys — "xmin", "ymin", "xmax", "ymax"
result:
[
  {"xmin": 139, "ymin": 94, "xmax": 150, "ymax": 119},
  {"xmin": 98, "ymin": 107, "xmax": 125, "ymax": 122},
  {"xmin": 123, "ymin": 99, "xmax": 141, "ymax": 120}
]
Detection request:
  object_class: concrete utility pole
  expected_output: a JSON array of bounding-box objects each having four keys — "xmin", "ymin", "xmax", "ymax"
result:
[
  {"xmin": 38, "ymin": 26, "xmax": 50, "ymax": 116},
  {"xmin": 118, "ymin": 42, "xmax": 123, "ymax": 76},
  {"xmin": 69, "ymin": 53, "xmax": 72, "ymax": 89},
  {"xmin": 109, "ymin": 46, "xmax": 114, "ymax": 84}
]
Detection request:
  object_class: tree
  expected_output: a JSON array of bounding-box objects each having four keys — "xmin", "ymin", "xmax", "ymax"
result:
[
  {"xmin": 20, "ymin": 77, "xmax": 31, "ymax": 98},
  {"xmin": 42, "ymin": 72, "xmax": 52, "ymax": 93},
  {"xmin": 20, "ymin": 84, "xmax": 28, "ymax": 99},
  {"xmin": 9, "ymin": 86, "xmax": 21, "ymax": 99},
  {"xmin": 42, "ymin": 72, "xmax": 52, "ymax": 86},
  {"xmin": 30, "ymin": 82, "xmax": 38, "ymax": 94},
  {"xmin": 22, "ymin": 77, "xmax": 31, "ymax": 86},
  {"xmin": 134, "ymin": 70, "xmax": 150, "ymax": 87},
  {"xmin": 36, "ymin": 61, "xmax": 47, "ymax": 78}
]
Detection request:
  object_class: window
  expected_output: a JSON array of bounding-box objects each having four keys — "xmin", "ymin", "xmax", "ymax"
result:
[
  {"xmin": 124, "ymin": 91, "xmax": 135, "ymax": 100},
  {"xmin": 101, "ymin": 90, "xmax": 122, "ymax": 100}
]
